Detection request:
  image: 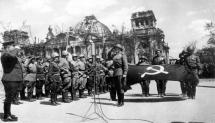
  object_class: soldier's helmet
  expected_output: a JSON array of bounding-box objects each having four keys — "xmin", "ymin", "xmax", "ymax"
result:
[
  {"xmin": 72, "ymin": 53, "xmax": 78, "ymax": 57},
  {"xmin": 114, "ymin": 44, "xmax": 123, "ymax": 51},
  {"xmin": 187, "ymin": 46, "xmax": 195, "ymax": 53},
  {"xmin": 52, "ymin": 52, "xmax": 59, "ymax": 58},
  {"xmin": 62, "ymin": 50, "xmax": 68, "ymax": 56},
  {"xmin": 96, "ymin": 56, "xmax": 101, "ymax": 59},
  {"xmin": 139, "ymin": 55, "xmax": 148, "ymax": 60},
  {"xmin": 79, "ymin": 54, "xmax": 85, "ymax": 58}
]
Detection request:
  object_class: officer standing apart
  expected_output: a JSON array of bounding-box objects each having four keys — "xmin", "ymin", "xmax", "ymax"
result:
[
  {"xmin": 185, "ymin": 46, "xmax": 201, "ymax": 99},
  {"xmin": 137, "ymin": 55, "xmax": 150, "ymax": 97},
  {"xmin": 112, "ymin": 44, "xmax": 128, "ymax": 107},
  {"xmin": 1, "ymin": 41, "xmax": 22, "ymax": 122},
  {"xmin": 152, "ymin": 49, "xmax": 167, "ymax": 97}
]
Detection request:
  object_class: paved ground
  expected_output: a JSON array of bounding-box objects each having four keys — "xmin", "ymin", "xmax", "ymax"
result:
[{"xmin": 0, "ymin": 79, "xmax": 215, "ymax": 123}]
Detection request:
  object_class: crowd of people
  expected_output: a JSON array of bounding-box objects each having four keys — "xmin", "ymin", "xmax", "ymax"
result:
[
  {"xmin": 1, "ymin": 40, "xmax": 201, "ymax": 122},
  {"xmin": 1, "ymin": 41, "xmax": 128, "ymax": 122}
]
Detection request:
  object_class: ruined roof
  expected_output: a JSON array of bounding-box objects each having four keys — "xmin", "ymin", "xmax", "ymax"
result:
[
  {"xmin": 131, "ymin": 10, "xmax": 156, "ymax": 21},
  {"xmin": 74, "ymin": 15, "xmax": 112, "ymax": 38}
]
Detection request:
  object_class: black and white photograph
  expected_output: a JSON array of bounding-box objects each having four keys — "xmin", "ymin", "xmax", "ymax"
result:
[{"xmin": 0, "ymin": 0, "xmax": 215, "ymax": 122}]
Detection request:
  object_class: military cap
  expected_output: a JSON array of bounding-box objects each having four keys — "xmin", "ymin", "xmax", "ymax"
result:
[
  {"xmin": 187, "ymin": 46, "xmax": 195, "ymax": 53},
  {"xmin": 79, "ymin": 54, "xmax": 85, "ymax": 58},
  {"xmin": 96, "ymin": 56, "xmax": 101, "ymax": 59},
  {"xmin": 114, "ymin": 44, "xmax": 123, "ymax": 50},
  {"xmin": 139, "ymin": 55, "xmax": 148, "ymax": 60},
  {"xmin": 72, "ymin": 53, "xmax": 78, "ymax": 57}
]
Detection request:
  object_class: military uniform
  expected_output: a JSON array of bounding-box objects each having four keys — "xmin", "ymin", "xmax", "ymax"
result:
[
  {"xmin": 178, "ymin": 51, "xmax": 189, "ymax": 97},
  {"xmin": 48, "ymin": 53, "xmax": 62, "ymax": 105},
  {"xmin": 185, "ymin": 53, "xmax": 201, "ymax": 99},
  {"xmin": 152, "ymin": 51, "xmax": 167, "ymax": 97},
  {"xmin": 13, "ymin": 56, "xmax": 25, "ymax": 104},
  {"xmin": 85, "ymin": 58, "xmax": 94, "ymax": 96},
  {"xmin": 78, "ymin": 59, "xmax": 87, "ymax": 98},
  {"xmin": 24, "ymin": 59, "xmax": 37, "ymax": 101},
  {"xmin": 58, "ymin": 57, "xmax": 72, "ymax": 102},
  {"xmin": 69, "ymin": 59, "xmax": 85, "ymax": 99},
  {"xmin": 20, "ymin": 57, "xmax": 28, "ymax": 100},
  {"xmin": 44, "ymin": 59, "xmax": 51, "ymax": 97},
  {"xmin": 137, "ymin": 56, "xmax": 150, "ymax": 97},
  {"xmin": 96, "ymin": 61, "xmax": 107, "ymax": 93},
  {"xmin": 1, "ymin": 45, "xmax": 22, "ymax": 121},
  {"xmin": 36, "ymin": 58, "xmax": 46, "ymax": 99},
  {"xmin": 112, "ymin": 44, "xmax": 128, "ymax": 106},
  {"xmin": 106, "ymin": 63, "xmax": 116, "ymax": 100}
]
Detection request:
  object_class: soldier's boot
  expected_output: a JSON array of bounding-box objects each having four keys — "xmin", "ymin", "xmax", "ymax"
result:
[
  {"xmin": 88, "ymin": 89, "xmax": 93, "ymax": 96},
  {"xmin": 54, "ymin": 94, "xmax": 60, "ymax": 105},
  {"xmin": 36, "ymin": 88, "xmax": 43, "ymax": 100},
  {"xmin": 110, "ymin": 89, "xmax": 117, "ymax": 101},
  {"xmin": 12, "ymin": 93, "xmax": 20, "ymax": 105},
  {"xmin": 62, "ymin": 91, "xmax": 71, "ymax": 103},
  {"xmin": 117, "ymin": 94, "xmax": 123, "ymax": 107},
  {"xmin": 72, "ymin": 89, "xmax": 79, "ymax": 101},
  {"xmin": 146, "ymin": 87, "xmax": 150, "ymax": 97},
  {"xmin": 79, "ymin": 89, "xmax": 86, "ymax": 98},
  {"xmin": 20, "ymin": 88, "xmax": 27, "ymax": 100},
  {"xmin": 3, "ymin": 102, "xmax": 18, "ymax": 122},
  {"xmin": 50, "ymin": 94, "xmax": 55, "ymax": 105},
  {"xmin": 45, "ymin": 89, "xmax": 50, "ymax": 97},
  {"xmin": 121, "ymin": 93, "xmax": 124, "ymax": 106},
  {"xmin": 28, "ymin": 92, "xmax": 36, "ymax": 102},
  {"xmin": 103, "ymin": 86, "xmax": 107, "ymax": 93},
  {"xmin": 191, "ymin": 86, "xmax": 195, "ymax": 99},
  {"xmin": 95, "ymin": 85, "xmax": 99, "ymax": 95}
]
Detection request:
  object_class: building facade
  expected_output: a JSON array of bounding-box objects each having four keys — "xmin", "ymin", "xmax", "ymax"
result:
[
  {"xmin": 131, "ymin": 10, "xmax": 169, "ymax": 63},
  {"xmin": 45, "ymin": 15, "xmax": 115, "ymax": 58}
]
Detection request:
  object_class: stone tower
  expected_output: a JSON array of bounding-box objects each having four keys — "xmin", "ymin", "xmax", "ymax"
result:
[{"xmin": 131, "ymin": 10, "xmax": 169, "ymax": 63}]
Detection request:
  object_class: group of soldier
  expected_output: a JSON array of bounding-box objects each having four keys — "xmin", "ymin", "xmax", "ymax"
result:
[
  {"xmin": 12, "ymin": 51, "xmax": 112, "ymax": 105},
  {"xmin": 137, "ymin": 46, "xmax": 201, "ymax": 99},
  {"xmin": 1, "ymin": 39, "xmax": 201, "ymax": 122},
  {"xmin": 1, "ymin": 41, "xmax": 128, "ymax": 121}
]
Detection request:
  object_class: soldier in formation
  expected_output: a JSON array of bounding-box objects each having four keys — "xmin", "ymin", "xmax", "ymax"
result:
[
  {"xmin": 36, "ymin": 57, "xmax": 46, "ymax": 99},
  {"xmin": 59, "ymin": 51, "xmax": 72, "ymax": 103},
  {"xmin": 137, "ymin": 55, "xmax": 150, "ymax": 97},
  {"xmin": 47, "ymin": 52, "xmax": 62, "ymax": 105},
  {"xmin": 152, "ymin": 49, "xmax": 167, "ymax": 97},
  {"xmin": 185, "ymin": 46, "xmax": 201, "ymax": 99},
  {"xmin": 85, "ymin": 57, "xmax": 94, "ymax": 96}
]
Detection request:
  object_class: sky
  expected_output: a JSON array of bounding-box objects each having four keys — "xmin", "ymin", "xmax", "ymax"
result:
[{"xmin": 0, "ymin": 0, "xmax": 215, "ymax": 58}]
